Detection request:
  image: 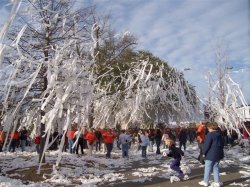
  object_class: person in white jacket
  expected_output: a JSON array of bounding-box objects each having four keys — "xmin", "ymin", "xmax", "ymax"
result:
[
  {"xmin": 119, "ymin": 130, "xmax": 132, "ymax": 158},
  {"xmin": 140, "ymin": 130, "xmax": 150, "ymax": 158}
]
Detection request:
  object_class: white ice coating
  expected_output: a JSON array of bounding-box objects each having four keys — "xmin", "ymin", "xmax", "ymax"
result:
[
  {"xmin": 201, "ymin": 59, "xmax": 249, "ymax": 138},
  {"xmin": 0, "ymin": 0, "xmax": 21, "ymax": 66},
  {"xmin": 0, "ymin": 0, "xmax": 248, "ymax": 173}
]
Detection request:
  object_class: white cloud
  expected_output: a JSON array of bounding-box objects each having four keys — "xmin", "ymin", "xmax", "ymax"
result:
[
  {"xmin": 1, "ymin": 0, "xmax": 249, "ymax": 103},
  {"xmin": 87, "ymin": 0, "xmax": 250, "ymax": 103},
  {"xmin": 0, "ymin": 3, "xmax": 11, "ymax": 28}
]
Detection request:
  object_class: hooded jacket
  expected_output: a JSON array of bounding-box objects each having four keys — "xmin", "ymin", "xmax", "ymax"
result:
[{"xmin": 204, "ymin": 130, "xmax": 224, "ymax": 161}]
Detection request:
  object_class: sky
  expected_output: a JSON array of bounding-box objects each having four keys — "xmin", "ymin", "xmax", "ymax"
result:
[
  {"xmin": 0, "ymin": 0, "xmax": 250, "ymax": 103},
  {"xmin": 82, "ymin": 0, "xmax": 250, "ymax": 103}
]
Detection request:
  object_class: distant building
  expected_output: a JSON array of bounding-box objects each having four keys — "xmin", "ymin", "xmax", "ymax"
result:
[{"xmin": 238, "ymin": 106, "xmax": 250, "ymax": 122}]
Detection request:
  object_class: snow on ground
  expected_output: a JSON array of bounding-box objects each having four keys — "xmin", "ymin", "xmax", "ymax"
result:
[{"xmin": 0, "ymin": 142, "xmax": 250, "ymax": 187}]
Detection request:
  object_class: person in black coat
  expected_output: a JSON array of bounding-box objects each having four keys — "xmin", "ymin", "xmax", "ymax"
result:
[
  {"xmin": 154, "ymin": 128, "xmax": 162, "ymax": 154},
  {"xmin": 199, "ymin": 122, "xmax": 224, "ymax": 187},
  {"xmin": 20, "ymin": 127, "xmax": 28, "ymax": 152},
  {"xmin": 178, "ymin": 128, "xmax": 187, "ymax": 151}
]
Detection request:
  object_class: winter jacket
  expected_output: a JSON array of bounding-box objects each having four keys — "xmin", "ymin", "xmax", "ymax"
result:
[
  {"xmin": 154, "ymin": 131, "xmax": 162, "ymax": 142},
  {"xmin": 84, "ymin": 132, "xmax": 97, "ymax": 144},
  {"xmin": 20, "ymin": 129, "xmax": 28, "ymax": 140},
  {"xmin": 67, "ymin": 130, "xmax": 75, "ymax": 140},
  {"xmin": 0, "ymin": 130, "xmax": 5, "ymax": 144},
  {"xmin": 34, "ymin": 136, "xmax": 41, "ymax": 144},
  {"xmin": 102, "ymin": 132, "xmax": 117, "ymax": 144},
  {"xmin": 204, "ymin": 130, "xmax": 224, "ymax": 161},
  {"xmin": 178, "ymin": 129, "xmax": 187, "ymax": 143},
  {"xmin": 148, "ymin": 131, "xmax": 155, "ymax": 141},
  {"xmin": 119, "ymin": 133, "xmax": 131, "ymax": 144},
  {"xmin": 10, "ymin": 131, "xmax": 19, "ymax": 140},
  {"xmin": 196, "ymin": 124, "xmax": 206, "ymax": 143},
  {"xmin": 242, "ymin": 127, "xmax": 250, "ymax": 139},
  {"xmin": 95, "ymin": 130, "xmax": 102, "ymax": 141},
  {"xmin": 168, "ymin": 144, "xmax": 184, "ymax": 160},
  {"xmin": 140, "ymin": 134, "xmax": 149, "ymax": 146}
]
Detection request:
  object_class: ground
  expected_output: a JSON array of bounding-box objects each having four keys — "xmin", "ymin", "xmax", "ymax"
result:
[{"xmin": 0, "ymin": 142, "xmax": 250, "ymax": 187}]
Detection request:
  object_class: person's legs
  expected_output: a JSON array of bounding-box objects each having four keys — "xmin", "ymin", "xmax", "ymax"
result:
[
  {"xmin": 95, "ymin": 140, "xmax": 100, "ymax": 151},
  {"xmin": 170, "ymin": 159, "xmax": 183, "ymax": 177},
  {"xmin": 98, "ymin": 140, "xmax": 101, "ymax": 151},
  {"xmin": 203, "ymin": 160, "xmax": 212, "ymax": 184},
  {"xmin": 117, "ymin": 140, "xmax": 121, "ymax": 150},
  {"xmin": 80, "ymin": 141, "xmax": 84, "ymax": 154},
  {"xmin": 68, "ymin": 139, "xmax": 74, "ymax": 153},
  {"xmin": 87, "ymin": 142, "xmax": 93, "ymax": 156},
  {"xmin": 162, "ymin": 141, "xmax": 165, "ymax": 149},
  {"xmin": 76, "ymin": 141, "xmax": 80, "ymax": 154},
  {"xmin": 110, "ymin": 143, "xmax": 113, "ymax": 156},
  {"xmin": 36, "ymin": 144, "xmax": 40, "ymax": 154},
  {"xmin": 106, "ymin": 143, "xmax": 113, "ymax": 158},
  {"xmin": 198, "ymin": 142, "xmax": 205, "ymax": 164},
  {"xmin": 156, "ymin": 141, "xmax": 161, "ymax": 154},
  {"xmin": 179, "ymin": 141, "xmax": 183, "ymax": 150},
  {"xmin": 21, "ymin": 140, "xmax": 26, "ymax": 152},
  {"xmin": 9, "ymin": 140, "xmax": 16, "ymax": 152},
  {"xmin": 213, "ymin": 161, "xmax": 220, "ymax": 183},
  {"xmin": 123, "ymin": 143, "xmax": 129, "ymax": 158},
  {"xmin": 105, "ymin": 144, "xmax": 109, "ymax": 158},
  {"xmin": 138, "ymin": 144, "xmax": 141, "ymax": 151},
  {"xmin": 141, "ymin": 146, "xmax": 147, "ymax": 157},
  {"xmin": 121, "ymin": 144, "xmax": 125, "ymax": 157},
  {"xmin": 149, "ymin": 141, "xmax": 153, "ymax": 152}
]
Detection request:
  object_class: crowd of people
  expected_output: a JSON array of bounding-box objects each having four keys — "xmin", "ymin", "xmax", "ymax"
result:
[
  {"xmin": 0, "ymin": 122, "xmax": 249, "ymax": 186},
  {"xmin": 0, "ymin": 126, "xmax": 31, "ymax": 152},
  {"xmin": 0, "ymin": 123, "xmax": 248, "ymax": 157},
  {"xmin": 0, "ymin": 124, "xmax": 196, "ymax": 155}
]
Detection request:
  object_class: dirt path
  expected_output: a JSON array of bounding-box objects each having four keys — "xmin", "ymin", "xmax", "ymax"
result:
[{"xmin": 103, "ymin": 162, "xmax": 250, "ymax": 187}]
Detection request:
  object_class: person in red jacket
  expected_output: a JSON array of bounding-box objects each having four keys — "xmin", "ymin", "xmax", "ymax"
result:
[
  {"xmin": 242, "ymin": 127, "xmax": 250, "ymax": 139},
  {"xmin": 196, "ymin": 122, "xmax": 207, "ymax": 164},
  {"xmin": 0, "ymin": 127, "xmax": 5, "ymax": 152},
  {"xmin": 84, "ymin": 128, "xmax": 97, "ymax": 156},
  {"xmin": 9, "ymin": 130, "xmax": 19, "ymax": 152},
  {"xmin": 102, "ymin": 128, "xmax": 117, "ymax": 158},
  {"xmin": 34, "ymin": 133, "xmax": 41, "ymax": 154}
]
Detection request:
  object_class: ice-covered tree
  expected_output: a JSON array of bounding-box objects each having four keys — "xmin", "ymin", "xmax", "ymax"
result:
[
  {"xmin": 1, "ymin": 0, "xmax": 98, "ymax": 163},
  {"xmin": 93, "ymin": 50, "xmax": 198, "ymax": 128},
  {"xmin": 0, "ymin": 0, "xmax": 199, "ymax": 171},
  {"xmin": 203, "ymin": 43, "xmax": 248, "ymax": 137}
]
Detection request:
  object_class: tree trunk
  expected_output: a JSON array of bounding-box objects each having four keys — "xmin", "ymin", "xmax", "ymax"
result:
[
  {"xmin": 39, "ymin": 41, "xmax": 49, "ymax": 162},
  {"xmin": 39, "ymin": 122, "xmax": 46, "ymax": 163}
]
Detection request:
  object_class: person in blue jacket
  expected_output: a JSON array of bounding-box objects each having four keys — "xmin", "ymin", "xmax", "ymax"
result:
[{"xmin": 199, "ymin": 122, "xmax": 224, "ymax": 187}]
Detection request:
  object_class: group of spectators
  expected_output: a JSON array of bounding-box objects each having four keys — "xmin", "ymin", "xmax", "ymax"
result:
[
  {"xmin": 0, "ymin": 121, "xmax": 249, "ymax": 186},
  {"xmin": 0, "ymin": 123, "xmax": 248, "ymax": 156},
  {"xmin": 0, "ymin": 126, "xmax": 30, "ymax": 152},
  {"xmin": 63, "ymin": 126, "xmax": 198, "ymax": 159},
  {"xmin": 0, "ymin": 124, "xmax": 196, "ymax": 157}
]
